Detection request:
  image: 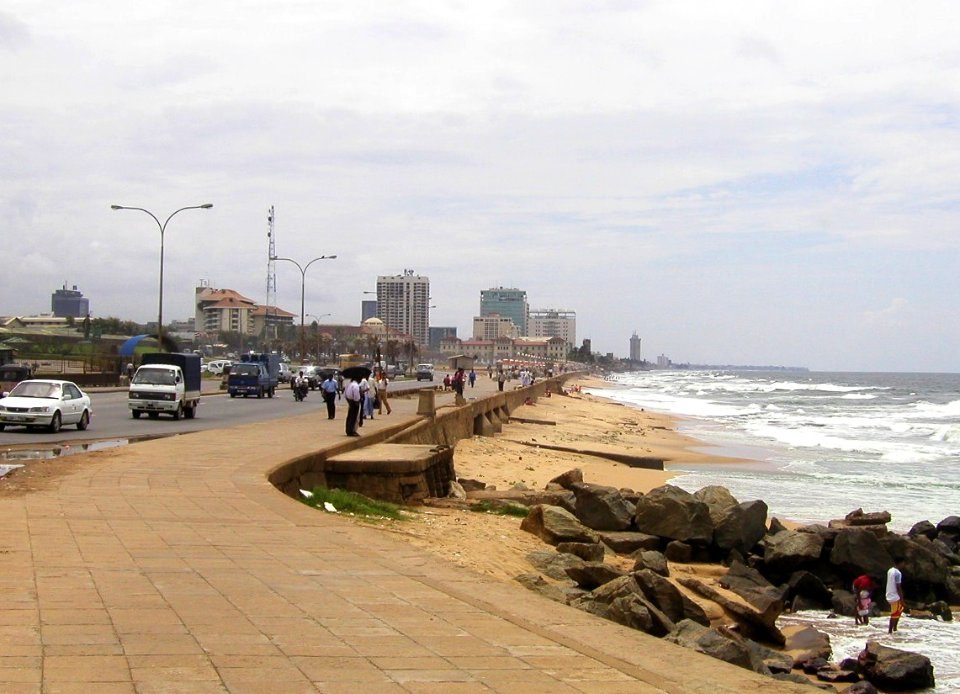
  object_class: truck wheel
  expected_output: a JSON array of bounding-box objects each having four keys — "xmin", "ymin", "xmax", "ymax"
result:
[
  {"xmin": 185, "ymin": 404, "xmax": 196, "ymax": 419},
  {"xmin": 173, "ymin": 403, "xmax": 183, "ymax": 421},
  {"xmin": 257, "ymin": 388, "xmax": 263, "ymax": 399},
  {"xmin": 268, "ymin": 388, "xmax": 274, "ymax": 398},
  {"xmin": 132, "ymin": 410, "xmax": 142, "ymax": 419},
  {"xmin": 0, "ymin": 424, "xmax": 5, "ymax": 431},
  {"xmin": 230, "ymin": 393, "xmax": 236, "ymax": 398}
]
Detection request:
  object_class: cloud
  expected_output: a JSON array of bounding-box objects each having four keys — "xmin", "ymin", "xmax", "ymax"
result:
[
  {"xmin": 862, "ymin": 298, "xmax": 911, "ymax": 328},
  {"xmin": 0, "ymin": 11, "xmax": 29, "ymax": 49}
]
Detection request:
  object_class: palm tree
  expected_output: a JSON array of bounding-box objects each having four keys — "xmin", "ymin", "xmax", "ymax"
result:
[{"xmin": 402, "ymin": 339, "xmax": 419, "ymax": 374}]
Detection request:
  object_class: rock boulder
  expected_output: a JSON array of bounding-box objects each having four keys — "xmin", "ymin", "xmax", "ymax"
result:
[
  {"xmin": 763, "ymin": 529, "xmax": 824, "ymax": 572},
  {"xmin": 633, "ymin": 485, "xmax": 713, "ymax": 543},
  {"xmin": 713, "ymin": 500, "xmax": 768, "ymax": 555},
  {"xmin": 570, "ymin": 482, "xmax": 635, "ymax": 531},
  {"xmin": 520, "ymin": 505, "xmax": 599, "ymax": 545},
  {"xmin": 858, "ymin": 641, "xmax": 935, "ymax": 691}
]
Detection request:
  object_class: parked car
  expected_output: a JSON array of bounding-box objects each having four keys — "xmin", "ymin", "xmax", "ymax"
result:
[
  {"xmin": 206, "ymin": 359, "xmax": 233, "ymax": 376},
  {"xmin": 0, "ymin": 379, "xmax": 92, "ymax": 433},
  {"xmin": 278, "ymin": 362, "xmax": 291, "ymax": 383},
  {"xmin": 415, "ymin": 363, "xmax": 434, "ymax": 382}
]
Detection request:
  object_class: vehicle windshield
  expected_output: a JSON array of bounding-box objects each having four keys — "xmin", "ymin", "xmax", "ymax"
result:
[
  {"xmin": 9, "ymin": 382, "xmax": 60, "ymax": 399},
  {"xmin": 132, "ymin": 368, "xmax": 177, "ymax": 386},
  {"xmin": 232, "ymin": 364, "xmax": 260, "ymax": 376}
]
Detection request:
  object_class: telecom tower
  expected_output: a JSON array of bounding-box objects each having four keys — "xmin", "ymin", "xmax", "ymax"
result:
[{"xmin": 265, "ymin": 206, "xmax": 277, "ymax": 344}]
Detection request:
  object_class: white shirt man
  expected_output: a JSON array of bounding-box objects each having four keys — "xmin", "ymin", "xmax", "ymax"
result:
[
  {"xmin": 886, "ymin": 560, "xmax": 905, "ymax": 634},
  {"xmin": 343, "ymin": 380, "xmax": 362, "ymax": 436}
]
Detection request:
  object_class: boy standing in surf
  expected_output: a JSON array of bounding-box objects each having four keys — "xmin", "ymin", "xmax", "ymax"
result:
[{"xmin": 886, "ymin": 558, "xmax": 906, "ymax": 634}]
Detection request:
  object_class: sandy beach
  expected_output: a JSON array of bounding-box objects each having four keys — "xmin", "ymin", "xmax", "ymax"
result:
[{"xmin": 386, "ymin": 378, "xmax": 746, "ymax": 584}]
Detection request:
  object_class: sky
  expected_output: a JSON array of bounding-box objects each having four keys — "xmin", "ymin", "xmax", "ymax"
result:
[{"xmin": 2, "ymin": 0, "xmax": 959, "ymax": 372}]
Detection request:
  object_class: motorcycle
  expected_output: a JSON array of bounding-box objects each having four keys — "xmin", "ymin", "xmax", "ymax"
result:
[{"xmin": 292, "ymin": 378, "xmax": 308, "ymax": 402}]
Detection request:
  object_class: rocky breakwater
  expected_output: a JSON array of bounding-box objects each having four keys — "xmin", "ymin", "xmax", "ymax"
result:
[{"xmin": 471, "ymin": 468, "xmax": 954, "ymax": 691}]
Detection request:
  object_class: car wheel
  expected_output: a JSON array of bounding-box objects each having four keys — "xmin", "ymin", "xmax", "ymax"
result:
[
  {"xmin": 0, "ymin": 424, "xmax": 5, "ymax": 431},
  {"xmin": 48, "ymin": 411, "xmax": 62, "ymax": 433},
  {"xmin": 77, "ymin": 410, "xmax": 90, "ymax": 431}
]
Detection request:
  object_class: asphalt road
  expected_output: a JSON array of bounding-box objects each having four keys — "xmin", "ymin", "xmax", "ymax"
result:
[{"xmin": 0, "ymin": 378, "xmax": 437, "ymax": 448}]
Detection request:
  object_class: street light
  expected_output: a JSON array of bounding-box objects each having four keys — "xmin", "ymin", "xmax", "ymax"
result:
[
  {"xmin": 111, "ymin": 203, "xmax": 213, "ymax": 345},
  {"xmin": 272, "ymin": 255, "xmax": 337, "ymax": 360},
  {"xmin": 306, "ymin": 313, "xmax": 332, "ymax": 362}
]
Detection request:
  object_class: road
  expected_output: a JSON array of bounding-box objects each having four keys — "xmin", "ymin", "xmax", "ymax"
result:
[{"xmin": 0, "ymin": 378, "xmax": 437, "ymax": 447}]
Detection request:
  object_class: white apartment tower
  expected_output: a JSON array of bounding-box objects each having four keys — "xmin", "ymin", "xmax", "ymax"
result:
[{"xmin": 376, "ymin": 270, "xmax": 430, "ymax": 346}]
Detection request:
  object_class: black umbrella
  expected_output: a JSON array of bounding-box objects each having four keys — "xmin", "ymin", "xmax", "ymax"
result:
[{"xmin": 341, "ymin": 366, "xmax": 372, "ymax": 381}]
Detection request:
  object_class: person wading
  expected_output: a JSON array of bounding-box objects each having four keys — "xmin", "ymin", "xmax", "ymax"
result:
[{"xmin": 886, "ymin": 558, "xmax": 906, "ymax": 634}]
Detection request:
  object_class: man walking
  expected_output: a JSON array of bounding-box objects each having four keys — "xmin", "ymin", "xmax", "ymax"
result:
[
  {"xmin": 886, "ymin": 558, "xmax": 906, "ymax": 634},
  {"xmin": 320, "ymin": 373, "xmax": 338, "ymax": 419},
  {"xmin": 343, "ymin": 378, "xmax": 361, "ymax": 437},
  {"xmin": 497, "ymin": 370, "xmax": 506, "ymax": 392}
]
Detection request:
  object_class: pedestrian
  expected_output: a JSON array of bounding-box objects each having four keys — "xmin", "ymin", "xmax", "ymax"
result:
[
  {"xmin": 364, "ymin": 375, "xmax": 377, "ymax": 421},
  {"xmin": 853, "ymin": 574, "xmax": 875, "ymax": 625},
  {"xmin": 358, "ymin": 377, "xmax": 370, "ymax": 426},
  {"xmin": 886, "ymin": 558, "xmax": 906, "ymax": 633},
  {"xmin": 377, "ymin": 371, "xmax": 392, "ymax": 414},
  {"xmin": 497, "ymin": 370, "xmax": 506, "ymax": 392},
  {"xmin": 443, "ymin": 373, "xmax": 451, "ymax": 391},
  {"xmin": 343, "ymin": 378, "xmax": 361, "ymax": 436},
  {"xmin": 320, "ymin": 373, "xmax": 338, "ymax": 419},
  {"xmin": 468, "ymin": 368, "xmax": 477, "ymax": 388},
  {"xmin": 452, "ymin": 368, "xmax": 465, "ymax": 397}
]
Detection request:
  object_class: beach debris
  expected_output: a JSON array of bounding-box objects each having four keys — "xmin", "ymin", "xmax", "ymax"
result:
[
  {"xmin": 322, "ymin": 501, "xmax": 338, "ymax": 513},
  {"xmin": 446, "ymin": 480, "xmax": 467, "ymax": 500},
  {"xmin": 299, "ymin": 489, "xmax": 314, "ymax": 499}
]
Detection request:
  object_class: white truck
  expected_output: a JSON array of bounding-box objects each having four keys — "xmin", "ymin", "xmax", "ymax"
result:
[{"xmin": 128, "ymin": 352, "xmax": 202, "ymax": 420}]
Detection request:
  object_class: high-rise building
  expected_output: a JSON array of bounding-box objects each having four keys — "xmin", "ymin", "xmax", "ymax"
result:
[
  {"xmin": 377, "ymin": 270, "xmax": 430, "ymax": 346},
  {"xmin": 528, "ymin": 309, "xmax": 576, "ymax": 347},
  {"xmin": 361, "ymin": 300, "xmax": 378, "ymax": 322},
  {"xmin": 480, "ymin": 287, "xmax": 527, "ymax": 335},
  {"xmin": 629, "ymin": 332, "xmax": 642, "ymax": 361},
  {"xmin": 51, "ymin": 284, "xmax": 89, "ymax": 318}
]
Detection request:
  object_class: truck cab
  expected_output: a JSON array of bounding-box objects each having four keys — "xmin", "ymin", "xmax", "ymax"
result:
[
  {"xmin": 128, "ymin": 352, "xmax": 202, "ymax": 420},
  {"xmin": 227, "ymin": 353, "xmax": 280, "ymax": 398}
]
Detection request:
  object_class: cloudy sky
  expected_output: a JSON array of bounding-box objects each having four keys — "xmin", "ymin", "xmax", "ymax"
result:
[{"xmin": 3, "ymin": 1, "xmax": 959, "ymax": 371}]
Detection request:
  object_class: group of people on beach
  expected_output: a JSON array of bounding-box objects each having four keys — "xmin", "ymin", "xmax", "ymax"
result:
[{"xmin": 851, "ymin": 558, "xmax": 906, "ymax": 634}]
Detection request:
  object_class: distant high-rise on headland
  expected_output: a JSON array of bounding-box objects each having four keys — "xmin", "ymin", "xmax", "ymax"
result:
[
  {"xmin": 480, "ymin": 287, "xmax": 528, "ymax": 335},
  {"xmin": 377, "ymin": 270, "xmax": 430, "ymax": 346},
  {"xmin": 629, "ymin": 332, "xmax": 642, "ymax": 361}
]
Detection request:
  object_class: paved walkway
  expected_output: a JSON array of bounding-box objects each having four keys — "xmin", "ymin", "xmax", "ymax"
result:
[{"xmin": 0, "ymin": 380, "xmax": 806, "ymax": 693}]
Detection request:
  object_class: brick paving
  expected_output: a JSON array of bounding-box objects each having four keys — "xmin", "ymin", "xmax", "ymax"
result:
[{"xmin": 0, "ymin": 381, "xmax": 806, "ymax": 693}]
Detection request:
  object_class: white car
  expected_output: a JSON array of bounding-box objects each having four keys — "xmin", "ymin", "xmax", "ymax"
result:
[
  {"xmin": 206, "ymin": 360, "xmax": 232, "ymax": 376},
  {"xmin": 0, "ymin": 379, "xmax": 93, "ymax": 433}
]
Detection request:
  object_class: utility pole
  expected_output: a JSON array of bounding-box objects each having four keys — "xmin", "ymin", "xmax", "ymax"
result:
[{"xmin": 265, "ymin": 206, "xmax": 277, "ymax": 349}]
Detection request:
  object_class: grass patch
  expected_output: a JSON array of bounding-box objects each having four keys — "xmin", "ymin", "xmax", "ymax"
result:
[
  {"xmin": 302, "ymin": 487, "xmax": 408, "ymax": 520},
  {"xmin": 469, "ymin": 500, "xmax": 530, "ymax": 518}
]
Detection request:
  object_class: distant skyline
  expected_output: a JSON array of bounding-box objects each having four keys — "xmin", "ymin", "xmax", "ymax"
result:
[{"xmin": 2, "ymin": 1, "xmax": 959, "ymax": 371}]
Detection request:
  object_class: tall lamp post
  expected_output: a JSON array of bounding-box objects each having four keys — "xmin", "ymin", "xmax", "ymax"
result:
[
  {"xmin": 111, "ymin": 203, "xmax": 213, "ymax": 345},
  {"xmin": 306, "ymin": 313, "xmax": 331, "ymax": 362},
  {"xmin": 272, "ymin": 255, "xmax": 337, "ymax": 360}
]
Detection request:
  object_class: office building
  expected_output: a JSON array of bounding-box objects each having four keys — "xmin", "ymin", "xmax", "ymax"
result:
[
  {"xmin": 629, "ymin": 332, "xmax": 642, "ymax": 361},
  {"xmin": 429, "ymin": 326, "xmax": 457, "ymax": 350},
  {"xmin": 377, "ymin": 270, "xmax": 430, "ymax": 346},
  {"xmin": 528, "ymin": 308, "xmax": 576, "ymax": 347},
  {"xmin": 51, "ymin": 284, "xmax": 89, "ymax": 318},
  {"xmin": 480, "ymin": 287, "xmax": 527, "ymax": 335},
  {"xmin": 472, "ymin": 314, "xmax": 518, "ymax": 341},
  {"xmin": 361, "ymin": 300, "xmax": 378, "ymax": 322}
]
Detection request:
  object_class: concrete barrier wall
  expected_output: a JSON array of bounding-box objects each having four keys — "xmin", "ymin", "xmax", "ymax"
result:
[{"xmin": 267, "ymin": 374, "xmax": 575, "ymax": 503}]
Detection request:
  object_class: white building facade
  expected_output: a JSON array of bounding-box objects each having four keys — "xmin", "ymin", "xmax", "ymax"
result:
[
  {"xmin": 527, "ymin": 309, "xmax": 576, "ymax": 348},
  {"xmin": 377, "ymin": 270, "xmax": 430, "ymax": 346}
]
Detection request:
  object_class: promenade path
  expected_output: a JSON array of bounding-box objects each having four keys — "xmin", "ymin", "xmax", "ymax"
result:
[{"xmin": 0, "ymin": 379, "xmax": 806, "ymax": 693}]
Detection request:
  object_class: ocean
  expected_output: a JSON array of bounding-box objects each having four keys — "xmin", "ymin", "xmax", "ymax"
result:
[{"xmin": 588, "ymin": 370, "xmax": 960, "ymax": 691}]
